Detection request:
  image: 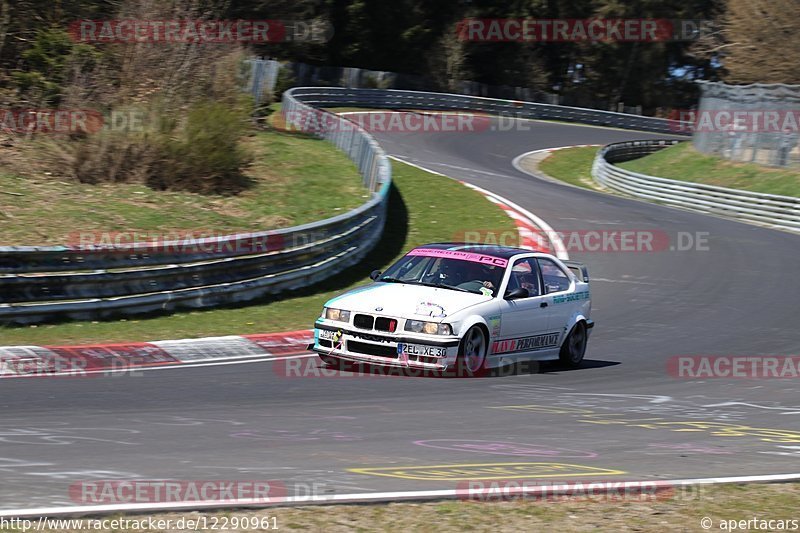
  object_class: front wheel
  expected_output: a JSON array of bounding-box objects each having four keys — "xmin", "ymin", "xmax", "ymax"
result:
[
  {"xmin": 454, "ymin": 325, "xmax": 488, "ymax": 377},
  {"xmin": 559, "ymin": 321, "xmax": 587, "ymax": 367}
]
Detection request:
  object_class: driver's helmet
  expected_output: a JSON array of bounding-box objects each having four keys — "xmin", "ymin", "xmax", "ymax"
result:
[
  {"xmin": 518, "ymin": 273, "xmax": 536, "ymax": 289},
  {"xmin": 511, "ymin": 262, "xmax": 533, "ymax": 288},
  {"xmin": 435, "ymin": 259, "xmax": 457, "ymax": 280},
  {"xmin": 471, "ymin": 263, "xmax": 499, "ymax": 285}
]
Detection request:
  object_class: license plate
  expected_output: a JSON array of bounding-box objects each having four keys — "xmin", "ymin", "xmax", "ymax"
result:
[
  {"xmin": 318, "ymin": 329, "xmax": 336, "ymax": 340},
  {"xmin": 398, "ymin": 343, "xmax": 446, "ymax": 357}
]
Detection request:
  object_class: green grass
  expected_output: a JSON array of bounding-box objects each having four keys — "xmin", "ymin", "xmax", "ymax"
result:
[
  {"xmin": 0, "ymin": 130, "xmax": 366, "ymax": 245},
  {"xmin": 536, "ymin": 146, "xmax": 600, "ymax": 190},
  {"xmin": 536, "ymin": 142, "xmax": 800, "ymax": 198},
  {"xmin": 0, "ymin": 160, "xmax": 515, "ymax": 346},
  {"xmin": 618, "ymin": 142, "xmax": 800, "ymax": 197}
]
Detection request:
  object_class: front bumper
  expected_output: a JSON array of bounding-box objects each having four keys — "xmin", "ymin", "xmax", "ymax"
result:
[{"xmin": 312, "ymin": 322, "xmax": 460, "ymax": 369}]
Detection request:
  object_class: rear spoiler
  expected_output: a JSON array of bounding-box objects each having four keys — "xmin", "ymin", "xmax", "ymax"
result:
[{"xmin": 562, "ymin": 260, "xmax": 589, "ymax": 283}]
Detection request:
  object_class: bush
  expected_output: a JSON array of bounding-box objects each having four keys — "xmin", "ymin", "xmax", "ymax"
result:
[
  {"xmin": 273, "ymin": 66, "xmax": 297, "ymax": 100},
  {"xmin": 148, "ymin": 101, "xmax": 254, "ymax": 195},
  {"xmin": 69, "ymin": 132, "xmax": 157, "ymax": 185},
  {"xmin": 11, "ymin": 26, "xmax": 101, "ymax": 106},
  {"xmin": 17, "ymin": 2, "xmax": 257, "ymax": 197}
]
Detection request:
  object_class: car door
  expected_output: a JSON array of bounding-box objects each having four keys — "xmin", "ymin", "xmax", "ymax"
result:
[
  {"xmin": 537, "ymin": 257, "xmax": 576, "ymax": 345},
  {"xmin": 494, "ymin": 257, "xmax": 552, "ymax": 357}
]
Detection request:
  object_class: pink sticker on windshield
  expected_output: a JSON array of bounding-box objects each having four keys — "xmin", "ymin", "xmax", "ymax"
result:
[{"xmin": 407, "ymin": 248, "xmax": 508, "ymax": 267}]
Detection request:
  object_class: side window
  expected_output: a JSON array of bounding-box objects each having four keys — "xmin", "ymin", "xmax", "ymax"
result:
[
  {"xmin": 509, "ymin": 258, "xmax": 540, "ymax": 297},
  {"xmin": 538, "ymin": 258, "xmax": 571, "ymax": 294}
]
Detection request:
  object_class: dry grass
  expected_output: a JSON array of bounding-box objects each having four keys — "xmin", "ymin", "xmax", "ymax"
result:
[
  {"xmin": 0, "ymin": 128, "xmax": 365, "ymax": 245},
  {"xmin": 9, "ymin": 483, "xmax": 799, "ymax": 532}
]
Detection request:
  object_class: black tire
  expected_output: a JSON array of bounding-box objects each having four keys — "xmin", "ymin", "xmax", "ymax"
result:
[
  {"xmin": 454, "ymin": 325, "xmax": 489, "ymax": 377},
  {"xmin": 559, "ymin": 321, "xmax": 587, "ymax": 367}
]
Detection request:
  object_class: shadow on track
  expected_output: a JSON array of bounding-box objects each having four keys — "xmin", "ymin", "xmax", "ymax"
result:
[{"xmin": 307, "ymin": 358, "xmax": 620, "ymax": 380}]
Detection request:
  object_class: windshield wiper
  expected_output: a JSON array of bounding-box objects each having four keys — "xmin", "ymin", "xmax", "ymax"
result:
[
  {"xmin": 378, "ymin": 277, "xmax": 405, "ymax": 283},
  {"xmin": 414, "ymin": 281, "xmax": 475, "ymax": 293}
]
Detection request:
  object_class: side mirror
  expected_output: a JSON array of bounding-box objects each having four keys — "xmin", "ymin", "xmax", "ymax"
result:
[
  {"xmin": 504, "ymin": 287, "xmax": 529, "ymax": 300},
  {"xmin": 369, "ymin": 269, "xmax": 382, "ymax": 281}
]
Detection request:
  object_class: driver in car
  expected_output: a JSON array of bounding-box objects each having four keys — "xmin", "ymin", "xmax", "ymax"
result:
[
  {"xmin": 517, "ymin": 273, "xmax": 538, "ymax": 295},
  {"xmin": 460, "ymin": 263, "xmax": 499, "ymax": 293}
]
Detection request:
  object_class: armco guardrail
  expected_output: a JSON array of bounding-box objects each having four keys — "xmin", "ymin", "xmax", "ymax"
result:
[
  {"xmin": 286, "ymin": 87, "xmax": 690, "ymax": 134},
  {"xmin": 0, "ymin": 88, "xmax": 391, "ymax": 324},
  {"xmin": 592, "ymin": 140, "xmax": 800, "ymax": 233},
  {"xmin": 0, "ymin": 87, "xmax": 687, "ymax": 324}
]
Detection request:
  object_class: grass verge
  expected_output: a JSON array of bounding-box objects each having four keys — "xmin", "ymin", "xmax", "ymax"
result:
[
  {"xmin": 618, "ymin": 142, "xmax": 800, "ymax": 197},
  {"xmin": 8, "ymin": 482, "xmax": 798, "ymax": 532},
  {"xmin": 535, "ymin": 146, "xmax": 600, "ymax": 190},
  {"xmin": 0, "ymin": 160, "xmax": 515, "ymax": 345},
  {"xmin": 0, "ymin": 130, "xmax": 366, "ymax": 245},
  {"xmin": 535, "ymin": 142, "xmax": 800, "ymax": 198}
]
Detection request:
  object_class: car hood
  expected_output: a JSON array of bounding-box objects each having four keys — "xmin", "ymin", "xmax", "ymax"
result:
[{"xmin": 327, "ymin": 282, "xmax": 490, "ymax": 319}]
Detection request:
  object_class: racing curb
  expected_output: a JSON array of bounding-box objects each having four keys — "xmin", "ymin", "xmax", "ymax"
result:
[
  {"xmin": 0, "ymin": 164, "xmax": 561, "ymax": 378},
  {"xmin": 0, "ymin": 330, "xmax": 313, "ymax": 378}
]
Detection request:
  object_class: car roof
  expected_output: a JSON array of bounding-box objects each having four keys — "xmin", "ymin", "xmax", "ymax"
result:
[{"xmin": 413, "ymin": 242, "xmax": 536, "ymax": 260}]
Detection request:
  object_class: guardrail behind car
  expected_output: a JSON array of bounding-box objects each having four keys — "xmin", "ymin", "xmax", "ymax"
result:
[
  {"xmin": 591, "ymin": 140, "xmax": 800, "ymax": 233},
  {"xmin": 287, "ymin": 87, "xmax": 691, "ymax": 135},
  {"xmin": 0, "ymin": 89, "xmax": 392, "ymax": 324}
]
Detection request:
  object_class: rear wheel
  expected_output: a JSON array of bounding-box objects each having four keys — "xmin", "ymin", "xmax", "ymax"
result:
[
  {"xmin": 559, "ymin": 321, "xmax": 587, "ymax": 367},
  {"xmin": 455, "ymin": 326, "xmax": 488, "ymax": 377}
]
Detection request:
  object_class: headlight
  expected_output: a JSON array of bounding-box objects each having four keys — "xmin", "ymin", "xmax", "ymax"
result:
[
  {"xmin": 405, "ymin": 320, "xmax": 452, "ymax": 335},
  {"xmin": 323, "ymin": 307, "xmax": 351, "ymax": 322}
]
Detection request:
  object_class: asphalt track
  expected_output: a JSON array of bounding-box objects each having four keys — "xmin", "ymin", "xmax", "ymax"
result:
[{"xmin": 2, "ymin": 116, "xmax": 800, "ymax": 511}]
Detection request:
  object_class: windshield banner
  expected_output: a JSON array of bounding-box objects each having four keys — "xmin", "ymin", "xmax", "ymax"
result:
[{"xmin": 407, "ymin": 248, "xmax": 508, "ymax": 267}]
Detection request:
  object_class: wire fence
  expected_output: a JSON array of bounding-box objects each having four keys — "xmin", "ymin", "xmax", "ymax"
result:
[{"xmin": 693, "ymin": 81, "xmax": 800, "ymax": 168}]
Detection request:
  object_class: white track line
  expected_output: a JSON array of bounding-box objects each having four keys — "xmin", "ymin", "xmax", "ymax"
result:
[
  {"xmin": 389, "ymin": 155, "xmax": 568, "ymax": 260},
  {"xmin": 3, "ymin": 472, "xmax": 800, "ymax": 518},
  {"xmin": 461, "ymin": 182, "xmax": 569, "ymax": 260},
  {"xmin": 1, "ymin": 353, "xmax": 316, "ymax": 379},
  {"xmin": 388, "ymin": 155, "xmax": 447, "ymax": 177}
]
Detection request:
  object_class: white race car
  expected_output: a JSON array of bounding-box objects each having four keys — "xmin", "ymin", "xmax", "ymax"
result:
[{"xmin": 312, "ymin": 243, "xmax": 593, "ymax": 376}]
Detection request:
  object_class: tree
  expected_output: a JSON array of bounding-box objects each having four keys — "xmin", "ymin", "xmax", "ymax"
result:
[{"xmin": 716, "ymin": 0, "xmax": 800, "ymax": 84}]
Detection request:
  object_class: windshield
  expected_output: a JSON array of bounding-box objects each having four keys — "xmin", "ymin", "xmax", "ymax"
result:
[{"xmin": 379, "ymin": 250, "xmax": 506, "ymax": 296}]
